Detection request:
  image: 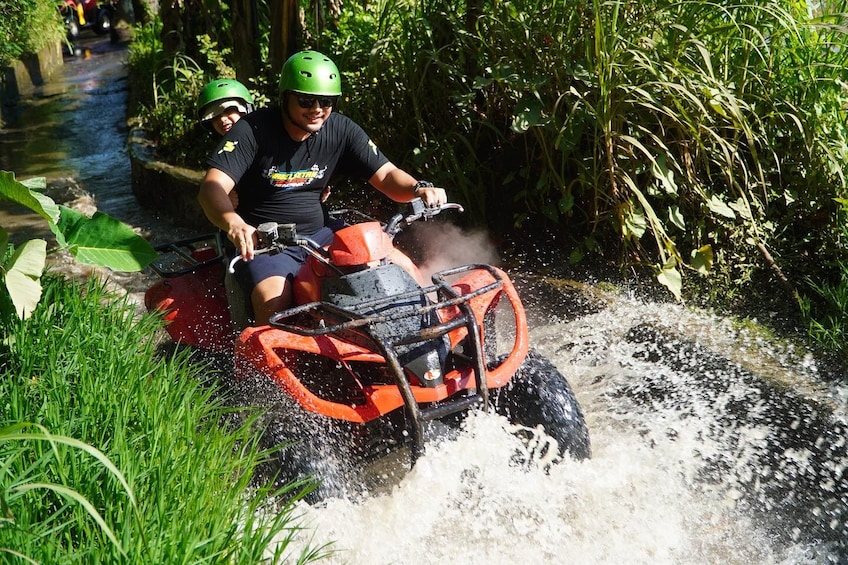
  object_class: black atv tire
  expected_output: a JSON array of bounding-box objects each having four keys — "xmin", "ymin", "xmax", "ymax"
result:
[
  {"xmin": 94, "ymin": 10, "xmax": 111, "ymax": 35},
  {"xmin": 65, "ymin": 17, "xmax": 80, "ymax": 40},
  {"xmin": 232, "ymin": 375, "xmax": 361, "ymax": 504},
  {"xmin": 491, "ymin": 349, "xmax": 591, "ymax": 462}
]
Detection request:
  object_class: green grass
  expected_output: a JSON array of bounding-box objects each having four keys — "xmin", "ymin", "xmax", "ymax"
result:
[{"xmin": 0, "ymin": 275, "xmax": 329, "ymax": 564}]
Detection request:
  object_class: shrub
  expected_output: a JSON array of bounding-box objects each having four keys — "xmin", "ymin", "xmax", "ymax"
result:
[{"xmin": 0, "ymin": 0, "xmax": 64, "ymax": 68}]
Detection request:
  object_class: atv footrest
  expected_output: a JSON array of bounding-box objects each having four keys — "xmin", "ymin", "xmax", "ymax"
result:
[{"xmin": 419, "ymin": 394, "xmax": 483, "ymax": 422}]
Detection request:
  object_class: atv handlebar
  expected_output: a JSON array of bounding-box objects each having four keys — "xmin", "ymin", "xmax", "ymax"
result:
[
  {"xmin": 227, "ymin": 198, "xmax": 463, "ymax": 274},
  {"xmin": 226, "ymin": 222, "xmax": 325, "ymax": 274},
  {"xmin": 384, "ymin": 198, "xmax": 463, "ymax": 238}
]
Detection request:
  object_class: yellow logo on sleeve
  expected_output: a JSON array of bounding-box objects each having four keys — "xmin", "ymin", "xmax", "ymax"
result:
[{"xmin": 217, "ymin": 140, "xmax": 239, "ymax": 154}]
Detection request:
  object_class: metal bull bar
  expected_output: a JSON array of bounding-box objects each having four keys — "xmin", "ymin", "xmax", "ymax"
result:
[{"xmin": 268, "ymin": 264, "xmax": 505, "ymax": 461}]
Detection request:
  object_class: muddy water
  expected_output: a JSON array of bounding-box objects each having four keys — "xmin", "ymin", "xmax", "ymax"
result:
[{"xmin": 3, "ymin": 32, "xmax": 848, "ymax": 565}]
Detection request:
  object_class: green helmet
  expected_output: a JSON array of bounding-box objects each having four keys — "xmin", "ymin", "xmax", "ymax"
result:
[
  {"xmin": 278, "ymin": 51, "xmax": 342, "ymax": 96},
  {"xmin": 196, "ymin": 78, "xmax": 254, "ymax": 122}
]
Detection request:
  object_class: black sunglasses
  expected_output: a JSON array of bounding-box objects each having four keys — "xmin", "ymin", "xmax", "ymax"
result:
[{"xmin": 295, "ymin": 95, "xmax": 338, "ymax": 109}]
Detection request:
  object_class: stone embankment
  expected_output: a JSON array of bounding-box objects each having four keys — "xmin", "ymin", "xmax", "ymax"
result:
[
  {"xmin": 128, "ymin": 127, "xmax": 208, "ymax": 230},
  {"xmin": 1, "ymin": 43, "xmax": 64, "ymax": 126}
]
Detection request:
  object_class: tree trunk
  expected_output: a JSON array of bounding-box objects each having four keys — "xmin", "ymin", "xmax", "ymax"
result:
[
  {"xmin": 159, "ymin": 1, "xmax": 218, "ymax": 67},
  {"xmin": 269, "ymin": 0, "xmax": 301, "ymax": 82},
  {"xmin": 159, "ymin": 0, "xmax": 182, "ymax": 57},
  {"xmin": 132, "ymin": 0, "xmax": 154, "ymax": 25},
  {"xmin": 308, "ymin": 0, "xmax": 342, "ymax": 42},
  {"xmin": 231, "ymin": 0, "xmax": 259, "ymax": 83},
  {"xmin": 465, "ymin": 0, "xmax": 483, "ymax": 35},
  {"xmin": 110, "ymin": 0, "xmax": 135, "ymax": 44}
]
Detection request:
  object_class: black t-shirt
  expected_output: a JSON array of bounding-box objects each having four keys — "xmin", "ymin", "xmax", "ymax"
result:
[{"xmin": 206, "ymin": 108, "xmax": 390, "ymax": 235}]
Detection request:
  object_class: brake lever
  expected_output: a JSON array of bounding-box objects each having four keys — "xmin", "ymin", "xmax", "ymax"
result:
[
  {"xmin": 228, "ymin": 246, "xmax": 276, "ymax": 274},
  {"xmin": 408, "ymin": 201, "xmax": 464, "ymax": 224}
]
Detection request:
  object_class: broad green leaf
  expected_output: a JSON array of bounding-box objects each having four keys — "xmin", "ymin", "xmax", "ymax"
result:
[
  {"xmin": 20, "ymin": 177, "xmax": 46, "ymax": 190},
  {"xmin": 706, "ymin": 195, "xmax": 736, "ymax": 219},
  {"xmin": 5, "ymin": 239, "xmax": 45, "ymax": 278},
  {"xmin": 622, "ymin": 204, "xmax": 647, "ymax": 239},
  {"xmin": 472, "ymin": 75, "xmax": 494, "ymax": 89},
  {"xmin": 728, "ymin": 197, "xmax": 752, "ymax": 220},
  {"xmin": 783, "ymin": 190, "xmax": 796, "ymax": 205},
  {"xmin": 651, "ymin": 154, "xmax": 678, "ymax": 195},
  {"xmin": 55, "ymin": 206, "xmax": 157, "ymax": 271},
  {"xmin": 691, "ymin": 245, "xmax": 714, "ymax": 275},
  {"xmin": 657, "ymin": 261, "xmax": 682, "ymax": 300},
  {"xmin": 704, "ymin": 87, "xmax": 728, "ymax": 118},
  {"xmin": 569, "ymin": 248, "xmax": 584, "ymax": 264},
  {"xmin": 558, "ymin": 192, "xmax": 574, "ymax": 214},
  {"xmin": 0, "ymin": 171, "xmax": 60, "ymax": 223},
  {"xmin": 0, "ymin": 226, "xmax": 8, "ymax": 256},
  {"xmin": 4, "ymin": 239, "xmax": 46, "ymax": 319},
  {"xmin": 511, "ymin": 95, "xmax": 545, "ymax": 133}
]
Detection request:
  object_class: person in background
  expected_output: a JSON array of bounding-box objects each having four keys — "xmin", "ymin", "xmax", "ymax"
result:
[{"xmin": 198, "ymin": 50, "xmax": 446, "ymax": 325}]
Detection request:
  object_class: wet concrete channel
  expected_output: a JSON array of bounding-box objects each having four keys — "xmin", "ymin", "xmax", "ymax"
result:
[{"xmin": 0, "ymin": 32, "xmax": 198, "ymax": 248}]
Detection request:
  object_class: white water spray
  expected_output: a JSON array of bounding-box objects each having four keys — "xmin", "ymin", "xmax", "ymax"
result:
[{"xmin": 276, "ymin": 292, "xmax": 846, "ymax": 564}]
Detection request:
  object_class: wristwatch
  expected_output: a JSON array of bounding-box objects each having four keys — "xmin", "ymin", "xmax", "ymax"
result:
[{"xmin": 413, "ymin": 180, "xmax": 434, "ymax": 196}]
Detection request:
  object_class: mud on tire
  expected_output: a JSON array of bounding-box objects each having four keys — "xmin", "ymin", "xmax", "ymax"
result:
[{"xmin": 491, "ymin": 349, "xmax": 591, "ymax": 463}]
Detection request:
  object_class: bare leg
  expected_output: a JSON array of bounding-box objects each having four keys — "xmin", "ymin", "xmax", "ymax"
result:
[{"xmin": 251, "ymin": 275, "xmax": 293, "ymax": 325}]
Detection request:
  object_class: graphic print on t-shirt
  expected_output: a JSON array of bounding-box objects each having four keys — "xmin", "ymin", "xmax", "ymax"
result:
[{"xmin": 265, "ymin": 163, "xmax": 328, "ymax": 190}]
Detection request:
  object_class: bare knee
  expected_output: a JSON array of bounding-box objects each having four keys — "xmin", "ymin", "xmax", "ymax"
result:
[{"xmin": 251, "ymin": 276, "xmax": 292, "ymax": 325}]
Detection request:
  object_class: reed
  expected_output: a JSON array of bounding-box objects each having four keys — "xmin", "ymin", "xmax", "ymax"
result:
[{"xmin": 0, "ymin": 275, "xmax": 328, "ymax": 563}]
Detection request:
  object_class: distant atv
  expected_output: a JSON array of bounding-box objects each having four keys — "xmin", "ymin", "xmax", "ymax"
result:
[
  {"xmin": 58, "ymin": 0, "xmax": 115, "ymax": 39},
  {"xmin": 146, "ymin": 199, "xmax": 590, "ymax": 500}
]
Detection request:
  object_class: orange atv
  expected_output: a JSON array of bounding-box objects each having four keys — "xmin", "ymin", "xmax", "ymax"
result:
[{"xmin": 146, "ymin": 199, "xmax": 590, "ymax": 500}]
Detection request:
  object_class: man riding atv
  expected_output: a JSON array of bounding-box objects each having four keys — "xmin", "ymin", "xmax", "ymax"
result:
[
  {"xmin": 198, "ymin": 50, "xmax": 446, "ymax": 325},
  {"xmin": 58, "ymin": 0, "xmax": 114, "ymax": 38}
]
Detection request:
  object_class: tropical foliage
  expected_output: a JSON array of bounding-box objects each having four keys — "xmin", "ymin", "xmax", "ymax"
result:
[
  {"xmin": 0, "ymin": 276, "xmax": 327, "ymax": 563},
  {"xmin": 0, "ymin": 0, "xmax": 64, "ymax": 69},
  {"xmin": 0, "ymin": 171, "xmax": 157, "ymax": 319}
]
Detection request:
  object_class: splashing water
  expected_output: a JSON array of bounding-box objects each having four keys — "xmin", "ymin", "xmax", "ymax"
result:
[{"xmin": 275, "ymin": 292, "xmax": 846, "ymax": 564}]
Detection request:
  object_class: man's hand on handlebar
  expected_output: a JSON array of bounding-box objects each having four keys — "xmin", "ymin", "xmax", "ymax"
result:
[
  {"xmin": 228, "ymin": 221, "xmax": 257, "ymax": 261},
  {"xmin": 415, "ymin": 184, "xmax": 447, "ymax": 208}
]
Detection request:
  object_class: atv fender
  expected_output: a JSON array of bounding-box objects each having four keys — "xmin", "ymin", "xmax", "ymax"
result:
[
  {"xmin": 235, "ymin": 266, "xmax": 530, "ymax": 425},
  {"xmin": 144, "ymin": 263, "xmax": 235, "ymax": 352}
]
